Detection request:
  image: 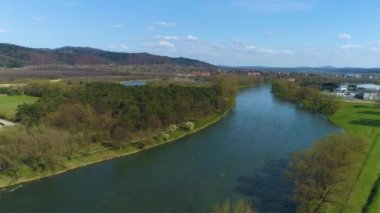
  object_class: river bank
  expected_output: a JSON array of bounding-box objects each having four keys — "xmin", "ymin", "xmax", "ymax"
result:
[
  {"xmin": 0, "ymin": 86, "xmax": 340, "ymax": 213},
  {"xmin": 328, "ymin": 101, "xmax": 380, "ymax": 212},
  {"xmin": 0, "ymin": 111, "xmax": 229, "ymax": 188}
]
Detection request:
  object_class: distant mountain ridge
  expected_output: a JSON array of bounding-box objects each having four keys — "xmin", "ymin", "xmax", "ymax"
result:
[
  {"xmin": 222, "ymin": 66, "xmax": 380, "ymax": 74},
  {"xmin": 0, "ymin": 43, "xmax": 214, "ymax": 68}
]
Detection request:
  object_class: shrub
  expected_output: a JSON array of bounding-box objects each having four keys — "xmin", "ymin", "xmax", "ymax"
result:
[{"xmin": 183, "ymin": 121, "xmax": 195, "ymax": 131}]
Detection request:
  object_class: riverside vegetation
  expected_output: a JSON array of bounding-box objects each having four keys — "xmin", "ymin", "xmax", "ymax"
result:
[
  {"xmin": 328, "ymin": 102, "xmax": 380, "ymax": 212},
  {"xmin": 272, "ymin": 80, "xmax": 380, "ymax": 213},
  {"xmin": 0, "ymin": 77, "xmax": 236, "ymax": 186},
  {"xmin": 286, "ymin": 133, "xmax": 367, "ymax": 213},
  {"xmin": 271, "ymin": 80, "xmax": 341, "ymax": 115}
]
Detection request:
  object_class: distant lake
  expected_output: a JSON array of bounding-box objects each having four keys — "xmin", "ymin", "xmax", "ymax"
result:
[
  {"xmin": 0, "ymin": 86, "xmax": 340, "ymax": 213},
  {"xmin": 122, "ymin": 80, "xmax": 146, "ymax": 87}
]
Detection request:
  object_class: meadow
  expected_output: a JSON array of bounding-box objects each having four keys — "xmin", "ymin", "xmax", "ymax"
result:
[{"xmin": 0, "ymin": 95, "xmax": 38, "ymax": 120}]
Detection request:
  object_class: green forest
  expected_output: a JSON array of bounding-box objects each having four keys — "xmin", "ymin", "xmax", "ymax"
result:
[
  {"xmin": 0, "ymin": 79, "xmax": 236, "ymax": 182},
  {"xmin": 271, "ymin": 80, "xmax": 341, "ymax": 115}
]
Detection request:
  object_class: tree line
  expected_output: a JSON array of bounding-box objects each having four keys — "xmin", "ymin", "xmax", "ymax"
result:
[{"xmin": 271, "ymin": 80, "xmax": 341, "ymax": 115}]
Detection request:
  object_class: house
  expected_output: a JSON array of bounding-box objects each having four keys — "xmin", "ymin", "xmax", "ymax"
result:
[
  {"xmin": 356, "ymin": 84, "xmax": 380, "ymax": 100},
  {"xmin": 357, "ymin": 84, "xmax": 380, "ymax": 91},
  {"xmin": 336, "ymin": 84, "xmax": 348, "ymax": 92},
  {"xmin": 363, "ymin": 93, "xmax": 379, "ymax": 100},
  {"xmin": 247, "ymin": 72, "xmax": 261, "ymax": 76},
  {"xmin": 190, "ymin": 71, "xmax": 211, "ymax": 77}
]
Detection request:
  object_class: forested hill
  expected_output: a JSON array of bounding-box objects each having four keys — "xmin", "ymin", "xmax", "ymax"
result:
[{"xmin": 0, "ymin": 43, "xmax": 214, "ymax": 68}]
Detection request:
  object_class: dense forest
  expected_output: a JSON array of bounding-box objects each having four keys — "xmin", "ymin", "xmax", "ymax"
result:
[
  {"xmin": 271, "ymin": 80, "xmax": 341, "ymax": 115},
  {"xmin": 0, "ymin": 80, "xmax": 235, "ymax": 181}
]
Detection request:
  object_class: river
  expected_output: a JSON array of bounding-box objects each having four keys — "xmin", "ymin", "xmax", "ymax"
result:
[{"xmin": 0, "ymin": 86, "xmax": 340, "ymax": 213}]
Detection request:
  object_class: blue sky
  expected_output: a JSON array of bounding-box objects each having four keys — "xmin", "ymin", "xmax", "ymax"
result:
[{"xmin": 1, "ymin": 0, "xmax": 380, "ymax": 67}]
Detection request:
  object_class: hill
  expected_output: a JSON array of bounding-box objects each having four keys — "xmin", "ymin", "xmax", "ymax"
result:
[
  {"xmin": 225, "ymin": 66, "xmax": 380, "ymax": 74},
  {"xmin": 0, "ymin": 43, "xmax": 214, "ymax": 68}
]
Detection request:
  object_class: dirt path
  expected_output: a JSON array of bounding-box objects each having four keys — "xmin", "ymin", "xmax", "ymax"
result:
[{"xmin": 0, "ymin": 119, "xmax": 16, "ymax": 128}]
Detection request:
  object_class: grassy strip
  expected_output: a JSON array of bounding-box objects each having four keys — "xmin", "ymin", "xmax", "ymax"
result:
[
  {"xmin": 0, "ymin": 112, "xmax": 228, "ymax": 188},
  {"xmin": 328, "ymin": 102, "xmax": 380, "ymax": 213},
  {"xmin": 0, "ymin": 95, "xmax": 38, "ymax": 120},
  {"xmin": 364, "ymin": 176, "xmax": 380, "ymax": 212}
]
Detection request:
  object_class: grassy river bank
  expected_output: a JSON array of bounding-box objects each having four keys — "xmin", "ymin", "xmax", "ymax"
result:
[
  {"xmin": 271, "ymin": 80, "xmax": 380, "ymax": 212},
  {"xmin": 328, "ymin": 101, "xmax": 380, "ymax": 213}
]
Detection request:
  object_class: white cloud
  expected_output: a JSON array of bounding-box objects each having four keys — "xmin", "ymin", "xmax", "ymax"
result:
[
  {"xmin": 156, "ymin": 21, "xmax": 176, "ymax": 27},
  {"xmin": 366, "ymin": 41, "xmax": 380, "ymax": 51},
  {"xmin": 157, "ymin": 41, "xmax": 175, "ymax": 48},
  {"xmin": 185, "ymin": 35, "xmax": 199, "ymax": 41},
  {"xmin": 162, "ymin": 35, "xmax": 180, "ymax": 40},
  {"xmin": 110, "ymin": 24, "xmax": 125, "ymax": 29},
  {"xmin": 245, "ymin": 44, "xmax": 293, "ymax": 55},
  {"xmin": 337, "ymin": 33, "xmax": 352, "ymax": 40},
  {"xmin": 108, "ymin": 44, "xmax": 129, "ymax": 51},
  {"xmin": 232, "ymin": 39, "xmax": 292, "ymax": 55},
  {"xmin": 340, "ymin": 44, "xmax": 360, "ymax": 49},
  {"xmin": 147, "ymin": 40, "xmax": 176, "ymax": 50},
  {"xmin": 120, "ymin": 44, "xmax": 128, "ymax": 50},
  {"xmin": 257, "ymin": 48, "xmax": 275, "ymax": 54},
  {"xmin": 280, "ymin": 49, "xmax": 294, "ymax": 54},
  {"xmin": 264, "ymin": 48, "xmax": 292, "ymax": 55},
  {"xmin": 139, "ymin": 35, "xmax": 380, "ymax": 67},
  {"xmin": 155, "ymin": 35, "xmax": 199, "ymax": 42},
  {"xmin": 148, "ymin": 26, "xmax": 155, "ymax": 31},
  {"xmin": 245, "ymin": 45, "xmax": 257, "ymax": 50}
]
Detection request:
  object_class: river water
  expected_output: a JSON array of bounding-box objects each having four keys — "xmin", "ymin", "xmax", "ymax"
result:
[{"xmin": 0, "ymin": 86, "xmax": 340, "ymax": 213}]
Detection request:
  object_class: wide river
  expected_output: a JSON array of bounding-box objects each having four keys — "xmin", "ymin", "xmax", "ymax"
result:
[{"xmin": 0, "ymin": 86, "xmax": 340, "ymax": 213}]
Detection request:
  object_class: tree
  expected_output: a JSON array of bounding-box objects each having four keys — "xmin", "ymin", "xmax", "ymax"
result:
[
  {"xmin": 286, "ymin": 133, "xmax": 367, "ymax": 213},
  {"xmin": 16, "ymin": 103, "xmax": 41, "ymax": 125}
]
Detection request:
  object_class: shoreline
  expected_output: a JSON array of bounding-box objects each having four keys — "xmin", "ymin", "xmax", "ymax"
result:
[
  {"xmin": 327, "ymin": 101, "xmax": 380, "ymax": 212},
  {"xmin": 0, "ymin": 110, "xmax": 230, "ymax": 189}
]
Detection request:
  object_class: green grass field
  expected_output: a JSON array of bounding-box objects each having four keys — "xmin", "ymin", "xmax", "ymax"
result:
[
  {"xmin": 329, "ymin": 101, "xmax": 380, "ymax": 213},
  {"xmin": 0, "ymin": 95, "xmax": 38, "ymax": 120}
]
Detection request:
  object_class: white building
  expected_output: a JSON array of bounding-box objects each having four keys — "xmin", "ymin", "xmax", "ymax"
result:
[
  {"xmin": 356, "ymin": 84, "xmax": 380, "ymax": 100},
  {"xmin": 337, "ymin": 85, "xmax": 348, "ymax": 92},
  {"xmin": 357, "ymin": 84, "xmax": 380, "ymax": 91}
]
